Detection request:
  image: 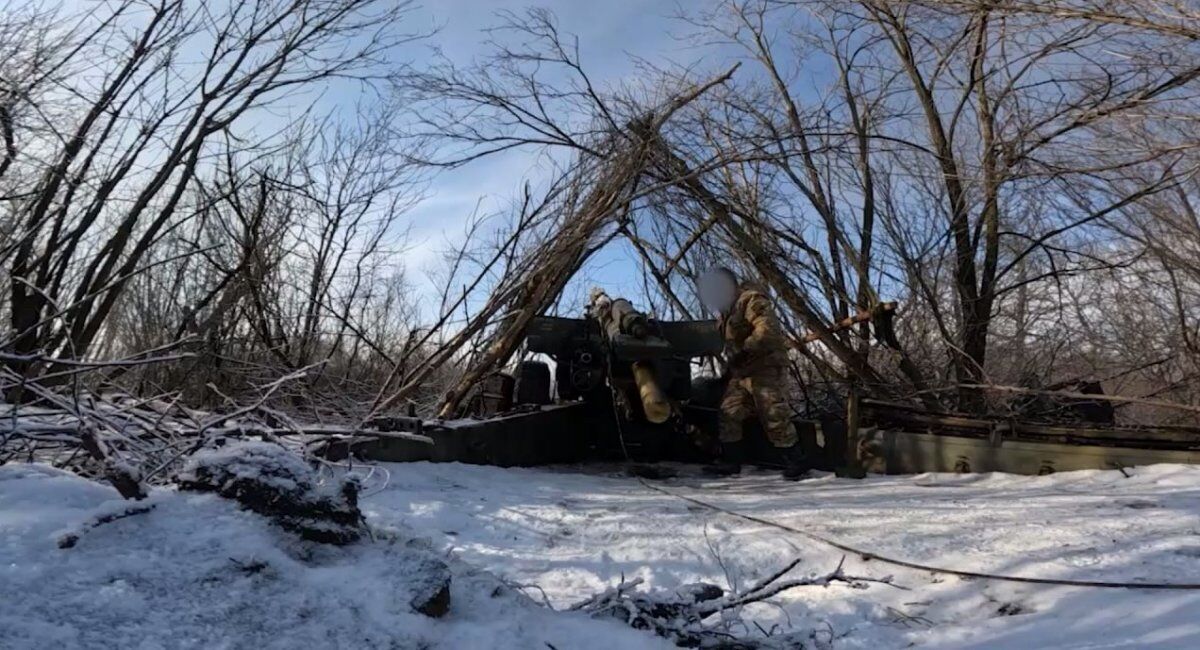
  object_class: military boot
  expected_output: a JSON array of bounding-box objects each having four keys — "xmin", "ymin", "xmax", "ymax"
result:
[
  {"xmin": 702, "ymin": 440, "xmax": 745, "ymax": 477},
  {"xmin": 780, "ymin": 444, "xmax": 811, "ymax": 481}
]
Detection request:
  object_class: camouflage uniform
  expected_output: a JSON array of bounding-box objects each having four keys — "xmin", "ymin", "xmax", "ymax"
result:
[{"xmin": 718, "ymin": 285, "xmax": 796, "ymax": 448}]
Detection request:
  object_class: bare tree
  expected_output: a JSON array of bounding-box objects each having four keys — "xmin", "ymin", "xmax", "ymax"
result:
[
  {"xmin": 1, "ymin": 0, "xmax": 419, "ymax": 389},
  {"xmin": 658, "ymin": 0, "xmax": 1200, "ymax": 411}
]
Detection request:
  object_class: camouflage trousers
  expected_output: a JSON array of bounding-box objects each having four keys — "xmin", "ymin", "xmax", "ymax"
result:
[{"xmin": 718, "ymin": 371, "xmax": 797, "ymax": 448}]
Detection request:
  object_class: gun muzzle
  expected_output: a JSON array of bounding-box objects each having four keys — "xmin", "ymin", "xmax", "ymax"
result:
[{"xmin": 632, "ymin": 361, "xmax": 671, "ymax": 424}]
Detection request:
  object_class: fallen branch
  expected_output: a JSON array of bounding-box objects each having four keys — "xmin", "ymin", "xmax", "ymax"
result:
[
  {"xmin": 570, "ymin": 558, "xmax": 892, "ymax": 648},
  {"xmin": 1, "ymin": 361, "xmax": 409, "ymax": 497},
  {"xmin": 58, "ymin": 503, "xmax": 157, "ymax": 549}
]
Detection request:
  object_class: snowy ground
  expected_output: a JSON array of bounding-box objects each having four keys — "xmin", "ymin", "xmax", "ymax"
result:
[
  {"xmin": 5, "ymin": 460, "xmax": 1200, "ymax": 648},
  {"xmin": 0, "ymin": 463, "xmax": 668, "ymax": 650},
  {"xmin": 364, "ymin": 462, "xmax": 1200, "ymax": 649}
]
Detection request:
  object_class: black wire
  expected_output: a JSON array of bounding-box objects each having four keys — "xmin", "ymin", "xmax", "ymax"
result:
[
  {"xmin": 641, "ymin": 479, "xmax": 1200, "ymax": 591},
  {"xmin": 602, "ymin": 340, "xmax": 632, "ymax": 462}
]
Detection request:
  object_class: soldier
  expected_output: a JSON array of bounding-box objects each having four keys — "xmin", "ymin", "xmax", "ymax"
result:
[{"xmin": 698, "ymin": 267, "xmax": 808, "ymax": 479}]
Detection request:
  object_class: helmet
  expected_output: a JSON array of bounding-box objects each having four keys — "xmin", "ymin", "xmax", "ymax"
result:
[{"xmin": 698, "ymin": 267, "xmax": 738, "ymax": 314}]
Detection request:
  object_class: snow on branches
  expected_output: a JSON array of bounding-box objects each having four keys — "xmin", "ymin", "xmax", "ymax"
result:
[{"xmin": 570, "ymin": 558, "xmax": 897, "ymax": 648}]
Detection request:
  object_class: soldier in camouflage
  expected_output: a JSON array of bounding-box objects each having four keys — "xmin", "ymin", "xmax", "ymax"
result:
[{"xmin": 698, "ymin": 267, "xmax": 808, "ymax": 480}]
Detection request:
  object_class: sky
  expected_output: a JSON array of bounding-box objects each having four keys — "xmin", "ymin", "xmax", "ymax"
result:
[{"xmin": 397, "ymin": 0, "xmax": 722, "ymax": 316}]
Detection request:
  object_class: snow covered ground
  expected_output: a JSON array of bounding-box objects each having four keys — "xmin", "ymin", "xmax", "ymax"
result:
[
  {"xmin": 0, "ymin": 463, "xmax": 668, "ymax": 650},
  {"xmin": 5, "ymin": 460, "xmax": 1200, "ymax": 648},
  {"xmin": 364, "ymin": 462, "xmax": 1200, "ymax": 648}
]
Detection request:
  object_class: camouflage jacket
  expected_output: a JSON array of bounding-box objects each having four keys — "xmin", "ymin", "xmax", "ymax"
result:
[{"xmin": 719, "ymin": 284, "xmax": 789, "ymax": 375}]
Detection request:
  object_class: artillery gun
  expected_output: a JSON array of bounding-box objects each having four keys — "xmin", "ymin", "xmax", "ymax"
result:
[
  {"xmin": 339, "ymin": 290, "xmax": 723, "ymax": 466},
  {"xmin": 521, "ymin": 288, "xmax": 723, "ymax": 458}
]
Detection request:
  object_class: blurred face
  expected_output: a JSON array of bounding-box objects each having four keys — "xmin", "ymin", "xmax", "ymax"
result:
[{"xmin": 699, "ymin": 270, "xmax": 738, "ymax": 314}]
